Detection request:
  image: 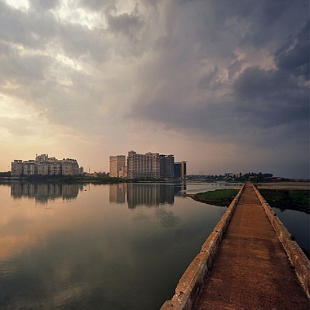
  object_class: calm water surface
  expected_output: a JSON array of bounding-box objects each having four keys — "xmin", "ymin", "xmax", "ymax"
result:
[{"xmin": 0, "ymin": 182, "xmax": 308, "ymax": 309}]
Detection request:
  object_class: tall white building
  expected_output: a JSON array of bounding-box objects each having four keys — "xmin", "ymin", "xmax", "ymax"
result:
[{"xmin": 109, "ymin": 155, "xmax": 126, "ymax": 177}]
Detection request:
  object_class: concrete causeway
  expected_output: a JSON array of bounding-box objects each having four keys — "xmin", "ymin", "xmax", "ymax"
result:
[{"xmin": 161, "ymin": 182, "xmax": 310, "ymax": 310}]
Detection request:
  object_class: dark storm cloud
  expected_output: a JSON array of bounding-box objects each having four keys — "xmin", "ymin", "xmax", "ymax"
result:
[
  {"xmin": 198, "ymin": 66, "xmax": 219, "ymax": 90},
  {"xmin": 233, "ymin": 66, "xmax": 309, "ymax": 127},
  {"xmin": 58, "ymin": 22, "xmax": 99, "ymax": 58},
  {"xmin": 239, "ymin": 0, "xmax": 308, "ymax": 47},
  {"xmin": 105, "ymin": 4, "xmax": 145, "ymax": 40},
  {"xmin": 129, "ymin": 1, "xmax": 309, "ymax": 147},
  {"xmin": 0, "ymin": 0, "xmax": 308, "ymax": 177},
  {"xmin": 0, "ymin": 1, "xmax": 56, "ymax": 49},
  {"xmin": 0, "ymin": 53, "xmax": 52, "ymax": 86},
  {"xmin": 275, "ymin": 19, "xmax": 309, "ymax": 80}
]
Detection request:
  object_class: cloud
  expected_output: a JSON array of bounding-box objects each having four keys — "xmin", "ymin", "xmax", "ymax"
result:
[
  {"xmin": 0, "ymin": 116, "xmax": 37, "ymax": 136},
  {"xmin": 0, "ymin": 1, "xmax": 57, "ymax": 49},
  {"xmin": 105, "ymin": 4, "xmax": 145, "ymax": 39},
  {"xmin": 275, "ymin": 19, "xmax": 309, "ymax": 80},
  {"xmin": 0, "ymin": 0, "xmax": 308, "ymax": 177},
  {"xmin": 29, "ymin": 0, "xmax": 60, "ymax": 11},
  {"xmin": 77, "ymin": 0, "xmax": 114, "ymax": 11},
  {"xmin": 233, "ymin": 66, "xmax": 309, "ymax": 126},
  {"xmin": 127, "ymin": 1, "xmax": 309, "ymax": 151}
]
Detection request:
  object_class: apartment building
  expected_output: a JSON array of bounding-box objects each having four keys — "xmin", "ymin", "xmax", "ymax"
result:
[
  {"xmin": 11, "ymin": 160, "xmax": 23, "ymax": 176},
  {"xmin": 11, "ymin": 154, "xmax": 81, "ymax": 177},
  {"xmin": 62, "ymin": 158, "xmax": 80, "ymax": 175},
  {"xmin": 109, "ymin": 151, "xmax": 185, "ymax": 179},
  {"xmin": 127, "ymin": 151, "xmax": 161, "ymax": 179},
  {"xmin": 159, "ymin": 154, "xmax": 174, "ymax": 178},
  {"xmin": 109, "ymin": 155, "xmax": 126, "ymax": 177},
  {"xmin": 174, "ymin": 161, "xmax": 187, "ymax": 179},
  {"xmin": 23, "ymin": 161, "xmax": 36, "ymax": 176}
]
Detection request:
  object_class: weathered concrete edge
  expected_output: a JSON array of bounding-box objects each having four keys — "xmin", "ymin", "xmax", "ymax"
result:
[
  {"xmin": 252, "ymin": 184, "xmax": 310, "ymax": 299},
  {"xmin": 160, "ymin": 183, "xmax": 246, "ymax": 310}
]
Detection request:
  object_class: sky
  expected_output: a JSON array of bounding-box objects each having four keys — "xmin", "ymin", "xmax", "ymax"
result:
[{"xmin": 0, "ymin": 0, "xmax": 309, "ymax": 178}]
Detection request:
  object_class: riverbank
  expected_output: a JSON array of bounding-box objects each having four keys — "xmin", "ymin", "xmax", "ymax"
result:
[
  {"xmin": 188, "ymin": 185, "xmax": 309, "ymax": 214},
  {"xmin": 0, "ymin": 175, "xmax": 170, "ymax": 184},
  {"xmin": 256, "ymin": 181, "xmax": 310, "ymax": 189},
  {"xmin": 187, "ymin": 189, "xmax": 239, "ymax": 206}
]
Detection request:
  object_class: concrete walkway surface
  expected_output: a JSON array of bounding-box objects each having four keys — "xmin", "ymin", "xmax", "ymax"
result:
[{"xmin": 193, "ymin": 183, "xmax": 309, "ymax": 310}]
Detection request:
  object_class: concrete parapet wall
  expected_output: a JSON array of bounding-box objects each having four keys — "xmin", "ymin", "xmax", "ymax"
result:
[
  {"xmin": 252, "ymin": 184, "xmax": 310, "ymax": 299},
  {"xmin": 160, "ymin": 184, "xmax": 246, "ymax": 310}
]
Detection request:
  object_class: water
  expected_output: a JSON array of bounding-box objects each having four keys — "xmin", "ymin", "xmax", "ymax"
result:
[
  {"xmin": 0, "ymin": 181, "xmax": 307, "ymax": 309},
  {"xmin": 0, "ymin": 182, "xmax": 237, "ymax": 310},
  {"xmin": 272, "ymin": 208, "xmax": 309, "ymax": 252}
]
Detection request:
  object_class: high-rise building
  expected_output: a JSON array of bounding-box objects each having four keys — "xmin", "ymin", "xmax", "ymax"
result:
[
  {"xmin": 110, "ymin": 151, "xmax": 184, "ymax": 179},
  {"xmin": 109, "ymin": 155, "xmax": 126, "ymax": 177},
  {"xmin": 127, "ymin": 151, "xmax": 160, "ymax": 179},
  {"xmin": 159, "ymin": 154, "xmax": 174, "ymax": 178},
  {"xmin": 174, "ymin": 161, "xmax": 187, "ymax": 179}
]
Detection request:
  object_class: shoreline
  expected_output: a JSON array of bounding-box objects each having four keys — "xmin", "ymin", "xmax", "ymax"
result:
[{"xmin": 256, "ymin": 181, "xmax": 309, "ymax": 190}]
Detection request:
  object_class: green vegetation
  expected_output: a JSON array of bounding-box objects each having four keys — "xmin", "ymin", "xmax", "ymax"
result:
[
  {"xmin": 189, "ymin": 188, "xmax": 310, "ymax": 213},
  {"xmin": 53, "ymin": 175, "xmax": 126, "ymax": 184},
  {"xmin": 259, "ymin": 189, "xmax": 310, "ymax": 214},
  {"xmin": 1, "ymin": 174, "xmax": 168, "ymax": 184},
  {"xmin": 189, "ymin": 189, "xmax": 239, "ymax": 206}
]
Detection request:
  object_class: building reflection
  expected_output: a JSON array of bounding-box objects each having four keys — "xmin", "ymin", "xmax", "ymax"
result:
[
  {"xmin": 109, "ymin": 183, "xmax": 127, "ymax": 204},
  {"xmin": 109, "ymin": 182, "xmax": 187, "ymax": 208},
  {"xmin": 11, "ymin": 182, "xmax": 81, "ymax": 204}
]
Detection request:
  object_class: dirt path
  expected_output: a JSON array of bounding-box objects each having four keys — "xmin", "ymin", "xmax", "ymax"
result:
[{"xmin": 193, "ymin": 183, "xmax": 309, "ymax": 310}]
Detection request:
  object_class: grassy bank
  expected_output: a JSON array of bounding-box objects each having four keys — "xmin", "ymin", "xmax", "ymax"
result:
[
  {"xmin": 259, "ymin": 189, "xmax": 309, "ymax": 214},
  {"xmin": 188, "ymin": 189, "xmax": 239, "ymax": 206}
]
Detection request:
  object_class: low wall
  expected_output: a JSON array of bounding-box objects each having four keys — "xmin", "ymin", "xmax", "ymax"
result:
[
  {"xmin": 160, "ymin": 184, "xmax": 246, "ymax": 310},
  {"xmin": 252, "ymin": 184, "xmax": 310, "ymax": 299}
]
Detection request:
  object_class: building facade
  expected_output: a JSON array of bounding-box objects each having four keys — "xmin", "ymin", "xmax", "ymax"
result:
[
  {"xmin": 109, "ymin": 155, "xmax": 126, "ymax": 177},
  {"xmin": 159, "ymin": 154, "xmax": 174, "ymax": 178},
  {"xmin": 174, "ymin": 161, "xmax": 187, "ymax": 179},
  {"xmin": 127, "ymin": 151, "xmax": 161, "ymax": 179},
  {"xmin": 11, "ymin": 154, "xmax": 81, "ymax": 177},
  {"xmin": 61, "ymin": 158, "xmax": 79, "ymax": 176},
  {"xmin": 11, "ymin": 160, "xmax": 23, "ymax": 176},
  {"xmin": 109, "ymin": 151, "xmax": 185, "ymax": 179}
]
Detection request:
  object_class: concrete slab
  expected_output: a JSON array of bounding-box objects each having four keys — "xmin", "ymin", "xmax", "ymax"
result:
[{"xmin": 193, "ymin": 183, "xmax": 309, "ymax": 310}]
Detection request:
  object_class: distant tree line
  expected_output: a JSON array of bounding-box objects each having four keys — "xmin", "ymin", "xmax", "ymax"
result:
[
  {"xmin": 234, "ymin": 172, "xmax": 273, "ymax": 182},
  {"xmin": 0, "ymin": 170, "xmax": 290, "ymax": 183}
]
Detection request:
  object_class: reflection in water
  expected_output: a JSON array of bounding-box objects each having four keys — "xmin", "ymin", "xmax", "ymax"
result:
[
  {"xmin": 109, "ymin": 183, "xmax": 127, "ymax": 204},
  {"xmin": 0, "ymin": 182, "xmax": 308, "ymax": 310},
  {"xmin": 11, "ymin": 182, "xmax": 82, "ymax": 204},
  {"xmin": 127, "ymin": 183, "xmax": 174, "ymax": 208},
  {"xmin": 155, "ymin": 208, "xmax": 181, "ymax": 228},
  {"xmin": 109, "ymin": 183, "xmax": 187, "ymax": 208}
]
